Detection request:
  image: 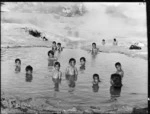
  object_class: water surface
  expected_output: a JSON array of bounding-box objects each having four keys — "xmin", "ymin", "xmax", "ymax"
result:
[{"xmin": 1, "ymin": 47, "xmax": 147, "ymax": 109}]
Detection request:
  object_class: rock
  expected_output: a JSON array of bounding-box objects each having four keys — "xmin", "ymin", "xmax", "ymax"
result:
[
  {"xmin": 83, "ymin": 109, "xmax": 93, "ymax": 114},
  {"xmin": 129, "ymin": 45, "xmax": 141, "ymax": 50},
  {"xmin": 132, "ymin": 107, "xmax": 148, "ymax": 114},
  {"xmin": 67, "ymin": 107, "xmax": 77, "ymax": 112}
]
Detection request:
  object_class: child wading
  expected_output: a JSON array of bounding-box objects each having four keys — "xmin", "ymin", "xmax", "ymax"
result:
[
  {"xmin": 92, "ymin": 74, "xmax": 101, "ymax": 92},
  {"xmin": 65, "ymin": 58, "xmax": 78, "ymax": 88},
  {"xmin": 15, "ymin": 58, "xmax": 21, "ymax": 72},
  {"xmin": 47, "ymin": 50, "xmax": 58, "ymax": 66},
  {"xmin": 52, "ymin": 62, "xmax": 62, "ymax": 91}
]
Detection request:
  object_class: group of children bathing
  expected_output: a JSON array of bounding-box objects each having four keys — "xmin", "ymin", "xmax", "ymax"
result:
[{"xmin": 15, "ymin": 41, "xmax": 124, "ymax": 95}]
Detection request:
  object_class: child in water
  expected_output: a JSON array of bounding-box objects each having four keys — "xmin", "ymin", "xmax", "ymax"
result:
[
  {"xmin": 113, "ymin": 38, "xmax": 118, "ymax": 46},
  {"xmin": 52, "ymin": 62, "xmax": 62, "ymax": 91},
  {"xmin": 115, "ymin": 62, "xmax": 124, "ymax": 78},
  {"xmin": 65, "ymin": 58, "xmax": 78, "ymax": 87},
  {"xmin": 80, "ymin": 57, "xmax": 86, "ymax": 70},
  {"xmin": 15, "ymin": 58, "xmax": 21, "ymax": 72},
  {"xmin": 25, "ymin": 65, "xmax": 33, "ymax": 82},
  {"xmin": 52, "ymin": 41, "xmax": 57, "ymax": 52},
  {"xmin": 48, "ymin": 50, "xmax": 58, "ymax": 66},
  {"xmin": 92, "ymin": 74, "xmax": 101, "ymax": 92},
  {"xmin": 92, "ymin": 73, "xmax": 101, "ymax": 85},
  {"xmin": 92, "ymin": 43, "xmax": 99, "ymax": 54},
  {"xmin": 57, "ymin": 43, "xmax": 63, "ymax": 52}
]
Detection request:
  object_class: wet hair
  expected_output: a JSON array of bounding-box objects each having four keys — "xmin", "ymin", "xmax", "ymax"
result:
[
  {"xmin": 69, "ymin": 58, "xmax": 76, "ymax": 64},
  {"xmin": 114, "ymin": 38, "xmax": 116, "ymax": 41},
  {"xmin": 57, "ymin": 43, "xmax": 61, "ymax": 46},
  {"xmin": 54, "ymin": 62, "xmax": 60, "ymax": 67},
  {"xmin": 15, "ymin": 58, "xmax": 21, "ymax": 64},
  {"xmin": 93, "ymin": 74, "xmax": 100, "ymax": 82},
  {"xmin": 80, "ymin": 57, "xmax": 86, "ymax": 62},
  {"xmin": 52, "ymin": 41, "xmax": 56, "ymax": 44},
  {"xmin": 92, "ymin": 43, "xmax": 96, "ymax": 46},
  {"xmin": 25, "ymin": 65, "xmax": 33, "ymax": 72},
  {"xmin": 115, "ymin": 62, "xmax": 121, "ymax": 67},
  {"xmin": 48, "ymin": 50, "xmax": 54, "ymax": 56}
]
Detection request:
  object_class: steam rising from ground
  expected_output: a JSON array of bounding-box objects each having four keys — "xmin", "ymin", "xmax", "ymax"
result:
[{"xmin": 1, "ymin": 2, "xmax": 147, "ymax": 44}]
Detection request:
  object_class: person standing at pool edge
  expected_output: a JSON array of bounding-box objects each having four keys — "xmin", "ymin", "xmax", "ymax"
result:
[
  {"xmin": 113, "ymin": 38, "xmax": 118, "ymax": 46},
  {"xmin": 65, "ymin": 58, "xmax": 78, "ymax": 88},
  {"xmin": 102, "ymin": 39, "xmax": 105, "ymax": 45},
  {"xmin": 48, "ymin": 50, "xmax": 58, "ymax": 66}
]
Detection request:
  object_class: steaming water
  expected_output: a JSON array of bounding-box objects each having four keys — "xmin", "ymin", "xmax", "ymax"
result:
[{"xmin": 1, "ymin": 47, "xmax": 147, "ymax": 109}]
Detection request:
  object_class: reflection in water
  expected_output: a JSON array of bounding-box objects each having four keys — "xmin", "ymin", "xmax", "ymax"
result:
[
  {"xmin": 15, "ymin": 66, "xmax": 21, "ymax": 73},
  {"xmin": 110, "ymin": 86, "xmax": 122, "ymax": 101},
  {"xmin": 25, "ymin": 74, "xmax": 33, "ymax": 82},
  {"xmin": 52, "ymin": 78, "xmax": 61, "ymax": 92},
  {"xmin": 66, "ymin": 75, "xmax": 76, "ymax": 93},
  {"xmin": 92, "ymin": 84, "xmax": 99, "ymax": 92},
  {"xmin": 80, "ymin": 65, "xmax": 85, "ymax": 71}
]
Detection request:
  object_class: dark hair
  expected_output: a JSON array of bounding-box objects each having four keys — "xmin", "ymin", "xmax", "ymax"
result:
[
  {"xmin": 80, "ymin": 57, "xmax": 86, "ymax": 62},
  {"xmin": 93, "ymin": 74, "xmax": 100, "ymax": 82},
  {"xmin": 52, "ymin": 41, "xmax": 56, "ymax": 44},
  {"xmin": 25, "ymin": 65, "xmax": 33, "ymax": 72},
  {"xmin": 115, "ymin": 62, "xmax": 121, "ymax": 67},
  {"xmin": 92, "ymin": 43, "xmax": 96, "ymax": 46},
  {"xmin": 15, "ymin": 58, "xmax": 21, "ymax": 64},
  {"xmin": 48, "ymin": 50, "xmax": 54, "ymax": 56},
  {"xmin": 102, "ymin": 39, "xmax": 105, "ymax": 41},
  {"xmin": 114, "ymin": 38, "xmax": 116, "ymax": 41},
  {"xmin": 69, "ymin": 58, "xmax": 76, "ymax": 64},
  {"xmin": 57, "ymin": 43, "xmax": 61, "ymax": 46},
  {"xmin": 54, "ymin": 62, "xmax": 60, "ymax": 67}
]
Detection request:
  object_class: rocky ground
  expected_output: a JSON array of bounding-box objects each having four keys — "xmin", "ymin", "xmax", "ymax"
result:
[{"xmin": 1, "ymin": 91, "xmax": 148, "ymax": 114}]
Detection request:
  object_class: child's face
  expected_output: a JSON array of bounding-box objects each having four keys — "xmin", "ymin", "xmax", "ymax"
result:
[
  {"xmin": 94, "ymin": 77, "xmax": 99, "ymax": 83},
  {"xmin": 55, "ymin": 65, "xmax": 60, "ymax": 71},
  {"xmin": 49, "ymin": 53, "xmax": 53, "ymax": 57},
  {"xmin": 80, "ymin": 59, "xmax": 85, "ymax": 66},
  {"xmin": 16, "ymin": 61, "xmax": 21, "ymax": 67},
  {"xmin": 26, "ymin": 70, "xmax": 32, "ymax": 75},
  {"xmin": 69, "ymin": 61, "xmax": 75, "ymax": 67},
  {"xmin": 57, "ymin": 44, "xmax": 61, "ymax": 48},
  {"xmin": 92, "ymin": 44, "xmax": 96, "ymax": 48},
  {"xmin": 116, "ymin": 65, "xmax": 121, "ymax": 71},
  {"xmin": 53, "ymin": 43, "xmax": 56, "ymax": 47}
]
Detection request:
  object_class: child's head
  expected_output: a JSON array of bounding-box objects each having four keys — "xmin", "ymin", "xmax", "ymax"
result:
[
  {"xmin": 54, "ymin": 62, "xmax": 60, "ymax": 71},
  {"xmin": 15, "ymin": 58, "xmax": 21, "ymax": 66},
  {"xmin": 102, "ymin": 39, "xmax": 105, "ymax": 42},
  {"xmin": 69, "ymin": 58, "xmax": 76, "ymax": 67},
  {"xmin": 93, "ymin": 74, "xmax": 100, "ymax": 83},
  {"xmin": 48, "ymin": 50, "xmax": 54, "ymax": 57},
  {"xmin": 114, "ymin": 38, "xmax": 116, "ymax": 41},
  {"xmin": 115, "ymin": 62, "xmax": 122, "ymax": 71},
  {"xmin": 25, "ymin": 65, "xmax": 33, "ymax": 75},
  {"xmin": 57, "ymin": 43, "xmax": 61, "ymax": 47},
  {"xmin": 92, "ymin": 43, "xmax": 96, "ymax": 48},
  {"xmin": 52, "ymin": 41, "xmax": 56, "ymax": 46},
  {"xmin": 80, "ymin": 57, "xmax": 86, "ymax": 66}
]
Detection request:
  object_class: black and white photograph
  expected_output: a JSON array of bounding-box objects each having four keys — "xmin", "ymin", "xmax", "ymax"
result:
[{"xmin": 1, "ymin": 2, "xmax": 148, "ymax": 113}]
